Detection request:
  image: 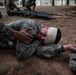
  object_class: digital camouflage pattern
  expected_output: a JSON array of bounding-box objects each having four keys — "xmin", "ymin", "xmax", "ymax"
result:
[
  {"xmin": 0, "ymin": 19, "xmax": 64, "ymax": 60},
  {"xmin": 25, "ymin": 0, "xmax": 36, "ymax": 11},
  {"xmin": 6, "ymin": 1, "xmax": 19, "ymax": 15},
  {"xmin": 69, "ymin": 52, "xmax": 76, "ymax": 71}
]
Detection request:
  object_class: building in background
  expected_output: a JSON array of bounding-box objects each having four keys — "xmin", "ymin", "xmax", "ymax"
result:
[
  {"xmin": 54, "ymin": 0, "xmax": 75, "ymax": 5},
  {"xmin": 39, "ymin": 0, "xmax": 52, "ymax": 6},
  {"xmin": 69, "ymin": 0, "xmax": 76, "ymax": 5},
  {"xmin": 0, "ymin": 0, "xmax": 5, "ymax": 6},
  {"xmin": 40, "ymin": 0, "xmax": 76, "ymax": 6},
  {"xmin": 14, "ymin": 0, "xmax": 22, "ymax": 6},
  {"xmin": 0, "ymin": 0, "xmax": 76, "ymax": 7}
]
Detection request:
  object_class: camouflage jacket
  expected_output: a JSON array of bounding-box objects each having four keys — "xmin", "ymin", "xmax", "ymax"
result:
[
  {"xmin": 6, "ymin": 2, "xmax": 18, "ymax": 12},
  {"xmin": 5, "ymin": 19, "xmax": 64, "ymax": 60}
]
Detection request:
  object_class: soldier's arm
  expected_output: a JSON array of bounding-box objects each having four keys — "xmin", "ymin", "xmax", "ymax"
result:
[
  {"xmin": 12, "ymin": 28, "xmax": 33, "ymax": 43},
  {"xmin": 35, "ymin": 44, "xmax": 76, "ymax": 59},
  {"xmin": 0, "ymin": 22, "xmax": 33, "ymax": 43},
  {"xmin": 63, "ymin": 44, "xmax": 76, "ymax": 52},
  {"xmin": 51, "ymin": 44, "xmax": 76, "ymax": 53},
  {"xmin": 16, "ymin": 40, "xmax": 40, "ymax": 60}
]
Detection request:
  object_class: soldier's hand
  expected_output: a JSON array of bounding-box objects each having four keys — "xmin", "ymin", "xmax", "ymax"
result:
[
  {"xmin": 20, "ymin": 28, "xmax": 33, "ymax": 43},
  {"xmin": 63, "ymin": 44, "xmax": 76, "ymax": 52},
  {"xmin": 17, "ymin": 28, "xmax": 33, "ymax": 43}
]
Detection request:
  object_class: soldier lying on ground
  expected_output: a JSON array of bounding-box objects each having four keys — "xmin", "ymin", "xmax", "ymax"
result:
[
  {"xmin": 0, "ymin": 19, "xmax": 76, "ymax": 71},
  {"xmin": 25, "ymin": 0, "xmax": 36, "ymax": 11},
  {"xmin": 6, "ymin": 0, "xmax": 20, "ymax": 15}
]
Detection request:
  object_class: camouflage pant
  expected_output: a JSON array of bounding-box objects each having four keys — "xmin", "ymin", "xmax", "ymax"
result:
[{"xmin": 7, "ymin": 11, "xmax": 18, "ymax": 16}]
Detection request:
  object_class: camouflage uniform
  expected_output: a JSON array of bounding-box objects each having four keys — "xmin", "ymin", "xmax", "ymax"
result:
[
  {"xmin": 0, "ymin": 19, "xmax": 64, "ymax": 60},
  {"xmin": 6, "ymin": 1, "xmax": 19, "ymax": 15},
  {"xmin": 25, "ymin": 0, "xmax": 36, "ymax": 11},
  {"xmin": 69, "ymin": 52, "xmax": 76, "ymax": 72}
]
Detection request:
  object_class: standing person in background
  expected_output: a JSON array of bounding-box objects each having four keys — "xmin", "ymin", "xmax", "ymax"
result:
[
  {"xmin": 6, "ymin": 0, "xmax": 20, "ymax": 15},
  {"xmin": 25, "ymin": 0, "xmax": 36, "ymax": 11}
]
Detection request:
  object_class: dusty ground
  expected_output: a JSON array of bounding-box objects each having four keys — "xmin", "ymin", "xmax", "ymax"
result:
[{"xmin": 0, "ymin": 6, "xmax": 76, "ymax": 75}]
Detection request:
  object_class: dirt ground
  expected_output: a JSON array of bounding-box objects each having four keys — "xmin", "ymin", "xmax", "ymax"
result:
[{"xmin": 0, "ymin": 6, "xmax": 76, "ymax": 75}]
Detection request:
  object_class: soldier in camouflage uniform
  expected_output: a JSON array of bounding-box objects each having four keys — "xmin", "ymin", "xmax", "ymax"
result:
[
  {"xmin": 25, "ymin": 0, "xmax": 36, "ymax": 11},
  {"xmin": 0, "ymin": 19, "xmax": 76, "ymax": 71},
  {"xmin": 6, "ymin": 0, "xmax": 20, "ymax": 15}
]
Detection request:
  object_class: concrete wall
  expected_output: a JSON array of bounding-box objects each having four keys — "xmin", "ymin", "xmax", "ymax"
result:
[
  {"xmin": 69, "ymin": 0, "xmax": 75, "ymax": 5},
  {"xmin": 36, "ymin": 0, "xmax": 41, "ymax": 6}
]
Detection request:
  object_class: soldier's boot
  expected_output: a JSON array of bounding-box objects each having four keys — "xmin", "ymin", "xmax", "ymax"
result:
[{"xmin": 69, "ymin": 52, "xmax": 76, "ymax": 72}]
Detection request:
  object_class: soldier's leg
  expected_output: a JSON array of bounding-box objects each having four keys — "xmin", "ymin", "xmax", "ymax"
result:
[
  {"xmin": 7, "ymin": 11, "xmax": 14, "ymax": 16},
  {"xmin": 35, "ymin": 44, "xmax": 64, "ymax": 59},
  {"xmin": 0, "ymin": 33, "xmax": 15, "ymax": 49},
  {"xmin": 7, "ymin": 11, "xmax": 17, "ymax": 16},
  {"xmin": 25, "ymin": 3, "xmax": 31, "ymax": 11},
  {"xmin": 0, "ymin": 22, "xmax": 19, "ymax": 48},
  {"xmin": 32, "ymin": 3, "xmax": 36, "ymax": 11},
  {"xmin": 27, "ymin": 7, "xmax": 31, "ymax": 11}
]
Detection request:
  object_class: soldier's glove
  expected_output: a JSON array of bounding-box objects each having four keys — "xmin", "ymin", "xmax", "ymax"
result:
[{"xmin": 0, "ymin": 22, "xmax": 14, "ymax": 34}]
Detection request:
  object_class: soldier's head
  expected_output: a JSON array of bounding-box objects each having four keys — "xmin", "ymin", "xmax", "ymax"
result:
[{"xmin": 37, "ymin": 26, "xmax": 61, "ymax": 44}]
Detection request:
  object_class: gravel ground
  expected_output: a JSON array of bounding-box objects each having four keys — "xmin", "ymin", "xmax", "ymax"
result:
[{"xmin": 0, "ymin": 6, "xmax": 76, "ymax": 75}]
